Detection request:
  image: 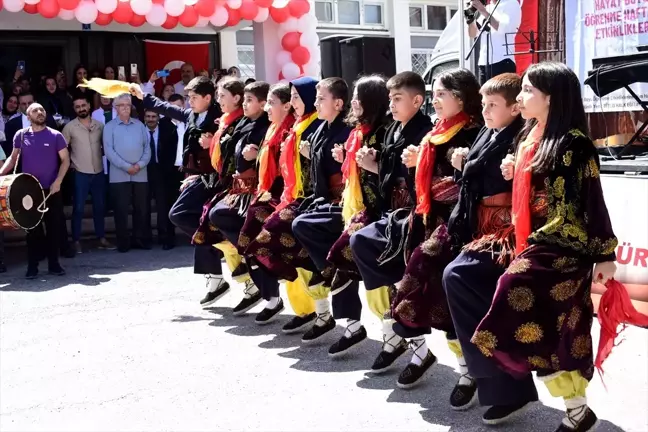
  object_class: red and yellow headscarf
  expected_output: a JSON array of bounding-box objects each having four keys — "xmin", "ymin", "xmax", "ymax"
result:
[
  {"xmin": 210, "ymin": 107, "xmax": 244, "ymax": 173},
  {"xmin": 257, "ymin": 114, "xmax": 295, "ymax": 194},
  {"xmin": 341, "ymin": 123, "xmax": 372, "ymax": 224}
]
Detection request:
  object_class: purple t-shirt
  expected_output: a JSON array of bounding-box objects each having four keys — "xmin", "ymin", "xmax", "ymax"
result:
[{"xmin": 13, "ymin": 127, "xmax": 67, "ymax": 188}]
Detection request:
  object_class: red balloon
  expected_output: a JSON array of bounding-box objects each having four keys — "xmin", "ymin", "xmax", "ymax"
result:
[
  {"xmin": 291, "ymin": 45, "xmax": 310, "ymax": 66},
  {"xmin": 269, "ymin": 6, "xmax": 289, "ymax": 23},
  {"xmin": 238, "ymin": 0, "xmax": 257, "ymax": 20},
  {"xmin": 95, "ymin": 11, "xmax": 113, "ymax": 25},
  {"xmin": 278, "ymin": 71, "xmax": 285, "ymax": 80},
  {"xmin": 178, "ymin": 5, "xmax": 198, "ymax": 26},
  {"xmin": 288, "ymin": 0, "xmax": 309, "ymax": 18},
  {"xmin": 194, "ymin": 0, "xmax": 214, "ymax": 17},
  {"xmin": 162, "ymin": 14, "xmax": 178, "ymax": 29},
  {"xmin": 281, "ymin": 32, "xmax": 301, "ymax": 52},
  {"xmin": 112, "ymin": 1, "xmax": 133, "ymax": 23},
  {"xmin": 254, "ymin": 0, "xmax": 271, "ymax": 7},
  {"xmin": 152, "ymin": 0, "xmax": 163, "ymax": 4},
  {"xmin": 24, "ymin": 3, "xmax": 38, "ymax": 13},
  {"xmin": 225, "ymin": 6, "xmax": 240, "ymax": 25},
  {"xmin": 57, "ymin": 0, "xmax": 79, "ymax": 10},
  {"xmin": 38, "ymin": 0, "xmax": 59, "ymax": 18},
  {"xmin": 130, "ymin": 13, "xmax": 146, "ymax": 26}
]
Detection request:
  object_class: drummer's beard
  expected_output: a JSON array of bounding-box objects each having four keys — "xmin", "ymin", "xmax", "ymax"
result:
[
  {"xmin": 77, "ymin": 110, "xmax": 89, "ymax": 119},
  {"xmin": 31, "ymin": 116, "xmax": 46, "ymax": 126}
]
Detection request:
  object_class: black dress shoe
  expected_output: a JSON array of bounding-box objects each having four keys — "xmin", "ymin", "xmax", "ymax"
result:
[
  {"xmin": 48, "ymin": 265, "xmax": 66, "ymax": 276},
  {"xmin": 255, "ymin": 298, "xmax": 285, "ymax": 324},
  {"xmin": 450, "ymin": 375, "xmax": 478, "ymax": 411},
  {"xmin": 301, "ymin": 315, "xmax": 336, "ymax": 343},
  {"xmin": 483, "ymin": 400, "xmax": 534, "ymax": 425},
  {"xmin": 553, "ymin": 406, "xmax": 599, "ymax": 432},
  {"xmin": 25, "ymin": 266, "xmax": 39, "ymax": 279},
  {"xmin": 328, "ymin": 326, "xmax": 367, "ymax": 358},
  {"xmin": 282, "ymin": 312, "xmax": 317, "ymax": 334},
  {"xmin": 396, "ymin": 350, "xmax": 438, "ymax": 389}
]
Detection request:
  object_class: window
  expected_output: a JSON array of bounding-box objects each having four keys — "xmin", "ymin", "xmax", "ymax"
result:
[
  {"xmin": 426, "ymin": 5, "xmax": 446, "ymax": 30},
  {"xmin": 364, "ymin": 4, "xmax": 383, "ymax": 25},
  {"xmin": 409, "ymin": 6, "xmax": 423, "ymax": 28},
  {"xmin": 315, "ymin": 1, "xmax": 334, "ymax": 23},
  {"xmin": 338, "ymin": 0, "xmax": 360, "ymax": 25},
  {"xmin": 449, "ymin": 8, "xmax": 457, "ymax": 19},
  {"xmin": 237, "ymin": 46, "xmax": 255, "ymax": 80}
]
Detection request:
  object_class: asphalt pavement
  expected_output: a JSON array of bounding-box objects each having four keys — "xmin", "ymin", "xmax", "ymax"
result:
[{"xmin": 1, "ymin": 245, "xmax": 647, "ymax": 432}]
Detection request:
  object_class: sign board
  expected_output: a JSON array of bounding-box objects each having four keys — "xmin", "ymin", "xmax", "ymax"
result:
[{"xmin": 566, "ymin": 0, "xmax": 648, "ymax": 113}]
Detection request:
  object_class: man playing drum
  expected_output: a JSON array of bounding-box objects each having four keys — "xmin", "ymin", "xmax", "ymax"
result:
[{"xmin": 0, "ymin": 103, "xmax": 70, "ymax": 279}]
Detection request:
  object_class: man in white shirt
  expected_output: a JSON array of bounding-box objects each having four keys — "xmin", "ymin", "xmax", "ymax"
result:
[
  {"xmin": 467, "ymin": 0, "xmax": 522, "ymax": 84},
  {"xmin": 91, "ymin": 96, "xmax": 118, "ymax": 125},
  {"xmin": 174, "ymin": 63, "xmax": 195, "ymax": 97}
]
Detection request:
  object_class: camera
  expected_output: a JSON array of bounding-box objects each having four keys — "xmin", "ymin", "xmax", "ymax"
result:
[{"xmin": 464, "ymin": 0, "xmax": 483, "ymax": 25}]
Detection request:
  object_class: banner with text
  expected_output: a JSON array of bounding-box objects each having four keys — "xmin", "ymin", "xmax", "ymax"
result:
[{"xmin": 566, "ymin": 0, "xmax": 648, "ymax": 112}]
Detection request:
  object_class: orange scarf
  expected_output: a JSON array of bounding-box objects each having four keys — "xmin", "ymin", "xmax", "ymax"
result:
[
  {"xmin": 511, "ymin": 125, "xmax": 542, "ymax": 255},
  {"xmin": 341, "ymin": 124, "xmax": 372, "ymax": 223},
  {"xmin": 210, "ymin": 108, "xmax": 244, "ymax": 173},
  {"xmin": 277, "ymin": 112, "xmax": 319, "ymax": 210},
  {"xmin": 414, "ymin": 111, "xmax": 469, "ymax": 216},
  {"xmin": 257, "ymin": 114, "xmax": 295, "ymax": 193}
]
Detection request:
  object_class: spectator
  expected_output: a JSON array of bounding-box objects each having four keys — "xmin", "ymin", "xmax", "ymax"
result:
[
  {"xmin": 227, "ymin": 66, "xmax": 241, "ymax": 78},
  {"xmin": 39, "ymin": 76, "xmax": 73, "ymax": 129},
  {"xmin": 104, "ymin": 66, "xmax": 116, "ymax": 80},
  {"xmin": 2, "ymin": 94, "xmax": 19, "ymax": 124},
  {"xmin": 4, "ymin": 92, "xmax": 58, "ymax": 148},
  {"xmin": 167, "ymin": 94, "xmax": 186, "ymax": 168},
  {"xmin": 0, "ymin": 142, "xmax": 5, "ymax": 273},
  {"xmin": 175, "ymin": 63, "xmax": 195, "ymax": 96},
  {"xmin": 92, "ymin": 96, "xmax": 117, "ymax": 125},
  {"xmin": 244, "ymin": 78, "xmax": 256, "ymax": 86},
  {"xmin": 71, "ymin": 64, "xmax": 95, "ymax": 108},
  {"xmin": 63, "ymin": 95, "xmax": 115, "ymax": 254},
  {"xmin": 103, "ymin": 93, "xmax": 151, "ymax": 252},
  {"xmin": 144, "ymin": 108, "xmax": 182, "ymax": 249},
  {"xmin": 0, "ymin": 103, "xmax": 70, "ymax": 279}
]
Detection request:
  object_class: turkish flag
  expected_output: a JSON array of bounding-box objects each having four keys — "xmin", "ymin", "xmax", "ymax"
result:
[{"xmin": 144, "ymin": 40, "xmax": 210, "ymax": 95}]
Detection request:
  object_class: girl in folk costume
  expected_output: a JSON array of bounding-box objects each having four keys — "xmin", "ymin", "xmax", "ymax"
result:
[
  {"xmin": 293, "ymin": 75, "xmax": 390, "ymax": 356},
  {"xmin": 192, "ymin": 77, "xmax": 246, "ymax": 308},
  {"xmin": 443, "ymin": 73, "xmax": 540, "ymax": 421},
  {"xmin": 206, "ymin": 81, "xmax": 273, "ymax": 316},
  {"xmin": 390, "ymin": 68, "xmax": 481, "ymax": 390},
  {"xmin": 472, "ymin": 62, "xmax": 618, "ymax": 432},
  {"xmin": 244, "ymin": 77, "xmax": 323, "ymax": 333}
]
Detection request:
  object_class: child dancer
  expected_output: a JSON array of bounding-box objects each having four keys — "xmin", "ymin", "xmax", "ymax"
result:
[
  {"xmin": 293, "ymin": 75, "xmax": 390, "ymax": 356},
  {"xmin": 244, "ymin": 77, "xmax": 323, "ymax": 333},
  {"xmin": 443, "ymin": 73, "xmax": 540, "ymax": 420},
  {"xmin": 390, "ymin": 68, "xmax": 481, "ymax": 390},
  {"xmin": 471, "ymin": 62, "xmax": 617, "ymax": 432},
  {"xmin": 349, "ymin": 72, "xmax": 433, "ymax": 373}
]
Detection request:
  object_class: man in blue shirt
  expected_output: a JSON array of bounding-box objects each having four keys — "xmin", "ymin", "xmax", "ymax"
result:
[{"xmin": 103, "ymin": 94, "xmax": 151, "ymax": 252}]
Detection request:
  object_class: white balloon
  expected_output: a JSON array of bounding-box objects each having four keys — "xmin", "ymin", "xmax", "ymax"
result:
[
  {"xmin": 271, "ymin": 0, "xmax": 288, "ymax": 8},
  {"xmin": 297, "ymin": 13, "xmax": 316, "ymax": 31},
  {"xmin": 131, "ymin": 0, "xmax": 152, "ymax": 15},
  {"xmin": 276, "ymin": 50, "xmax": 292, "ymax": 67},
  {"xmin": 282, "ymin": 62, "xmax": 300, "ymax": 81},
  {"xmin": 145, "ymin": 3, "xmax": 166, "ymax": 25},
  {"xmin": 252, "ymin": 7, "xmax": 268, "ymax": 22},
  {"xmin": 164, "ymin": 0, "xmax": 184, "ymax": 17},
  {"xmin": 184, "ymin": 0, "xmax": 198, "ymax": 4},
  {"xmin": 209, "ymin": 6, "xmax": 228, "ymax": 26},
  {"xmin": 299, "ymin": 31, "xmax": 318, "ymax": 48},
  {"xmin": 24, "ymin": 0, "xmax": 39, "ymax": 5},
  {"xmin": 226, "ymin": 0, "xmax": 241, "ymax": 8},
  {"xmin": 58, "ymin": 8, "xmax": 75, "ymax": 19},
  {"xmin": 95, "ymin": 0, "xmax": 117, "ymax": 14},
  {"xmin": 195, "ymin": 15, "xmax": 209, "ymax": 26},
  {"xmin": 75, "ymin": 0, "xmax": 98, "ymax": 24},
  {"xmin": 3, "ymin": 0, "xmax": 25, "ymax": 12},
  {"xmin": 282, "ymin": 16, "xmax": 299, "ymax": 32}
]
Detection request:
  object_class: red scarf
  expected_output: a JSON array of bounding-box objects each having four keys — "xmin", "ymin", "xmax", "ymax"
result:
[
  {"xmin": 210, "ymin": 107, "xmax": 244, "ymax": 173},
  {"xmin": 257, "ymin": 114, "xmax": 295, "ymax": 193},
  {"xmin": 414, "ymin": 111, "xmax": 469, "ymax": 216},
  {"xmin": 341, "ymin": 123, "xmax": 372, "ymax": 223},
  {"xmin": 511, "ymin": 125, "xmax": 542, "ymax": 255}
]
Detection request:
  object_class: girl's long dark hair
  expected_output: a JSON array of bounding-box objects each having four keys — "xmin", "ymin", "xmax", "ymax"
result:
[
  {"xmin": 435, "ymin": 68, "xmax": 483, "ymax": 125},
  {"xmin": 520, "ymin": 62, "xmax": 588, "ymax": 174},
  {"xmin": 345, "ymin": 75, "xmax": 390, "ymax": 128}
]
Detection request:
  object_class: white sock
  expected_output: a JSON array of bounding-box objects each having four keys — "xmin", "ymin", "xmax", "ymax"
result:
[
  {"xmin": 266, "ymin": 296, "xmax": 280, "ymax": 309},
  {"xmin": 243, "ymin": 280, "xmax": 260, "ymax": 298},
  {"xmin": 563, "ymin": 397, "xmax": 588, "ymax": 427},
  {"xmin": 382, "ymin": 319, "xmax": 403, "ymax": 353},
  {"xmin": 344, "ymin": 319, "xmax": 362, "ymax": 337},
  {"xmin": 314, "ymin": 299, "xmax": 331, "ymax": 325},
  {"xmin": 457, "ymin": 356, "xmax": 473, "ymax": 386},
  {"xmin": 207, "ymin": 275, "xmax": 224, "ymax": 293},
  {"xmin": 409, "ymin": 337, "xmax": 429, "ymax": 366}
]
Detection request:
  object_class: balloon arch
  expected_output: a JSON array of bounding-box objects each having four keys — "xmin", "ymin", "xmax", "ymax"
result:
[{"xmin": 0, "ymin": 0, "xmax": 320, "ymax": 82}]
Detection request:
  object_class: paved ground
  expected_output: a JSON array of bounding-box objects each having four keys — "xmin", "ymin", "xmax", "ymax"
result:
[{"xmin": 1, "ymin": 245, "xmax": 647, "ymax": 432}]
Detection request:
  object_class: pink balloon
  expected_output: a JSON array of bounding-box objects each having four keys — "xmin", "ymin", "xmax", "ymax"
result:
[
  {"xmin": 287, "ymin": 0, "xmax": 308, "ymax": 18},
  {"xmin": 194, "ymin": 0, "xmax": 214, "ymax": 16},
  {"xmin": 238, "ymin": 0, "xmax": 257, "ymax": 20}
]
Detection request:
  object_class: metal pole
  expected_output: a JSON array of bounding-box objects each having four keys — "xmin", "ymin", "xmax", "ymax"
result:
[{"xmin": 459, "ymin": 0, "xmax": 466, "ymax": 69}]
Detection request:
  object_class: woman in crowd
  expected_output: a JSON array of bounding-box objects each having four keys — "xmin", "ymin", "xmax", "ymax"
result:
[{"xmin": 39, "ymin": 76, "xmax": 73, "ymax": 129}]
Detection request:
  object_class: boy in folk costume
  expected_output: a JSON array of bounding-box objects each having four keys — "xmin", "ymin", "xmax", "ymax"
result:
[
  {"xmin": 205, "ymin": 81, "xmax": 273, "ymax": 315},
  {"xmin": 390, "ymin": 69, "xmax": 481, "ymax": 390},
  {"xmin": 191, "ymin": 77, "xmax": 246, "ymax": 307},
  {"xmin": 442, "ymin": 73, "xmax": 540, "ymax": 421},
  {"xmin": 471, "ymin": 63, "xmax": 617, "ymax": 432},
  {"xmin": 129, "ymin": 77, "xmax": 227, "ymax": 305},
  {"xmin": 349, "ymin": 72, "xmax": 433, "ymax": 373},
  {"xmin": 236, "ymin": 83, "xmax": 315, "ymax": 325},
  {"xmin": 293, "ymin": 75, "xmax": 390, "ymax": 356},
  {"xmin": 244, "ymin": 77, "xmax": 324, "ymax": 334}
]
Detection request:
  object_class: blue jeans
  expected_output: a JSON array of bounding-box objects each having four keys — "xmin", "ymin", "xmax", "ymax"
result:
[{"xmin": 72, "ymin": 171, "xmax": 107, "ymax": 241}]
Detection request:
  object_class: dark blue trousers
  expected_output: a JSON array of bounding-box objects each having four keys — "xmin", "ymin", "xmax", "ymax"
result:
[
  {"xmin": 210, "ymin": 199, "xmax": 280, "ymax": 300},
  {"xmin": 292, "ymin": 204, "xmax": 362, "ymax": 320},
  {"xmin": 169, "ymin": 177, "xmax": 222, "ymax": 276},
  {"xmin": 72, "ymin": 171, "xmax": 107, "ymax": 241},
  {"xmin": 443, "ymin": 251, "xmax": 539, "ymax": 406},
  {"xmin": 350, "ymin": 216, "xmax": 406, "ymax": 291}
]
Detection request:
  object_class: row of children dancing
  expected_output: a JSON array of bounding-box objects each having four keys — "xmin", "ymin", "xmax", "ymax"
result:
[{"xmin": 128, "ymin": 62, "xmax": 618, "ymax": 432}]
